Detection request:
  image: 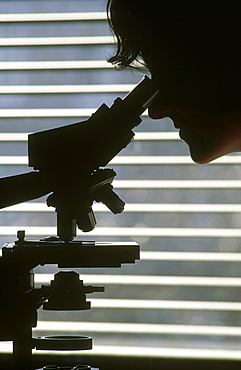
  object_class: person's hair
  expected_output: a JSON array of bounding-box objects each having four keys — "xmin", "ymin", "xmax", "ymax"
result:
[
  {"xmin": 107, "ymin": 0, "xmax": 241, "ymax": 70},
  {"xmin": 106, "ymin": 0, "xmax": 146, "ymax": 69}
]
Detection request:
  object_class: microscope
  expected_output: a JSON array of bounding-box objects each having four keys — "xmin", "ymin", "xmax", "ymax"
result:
[{"xmin": 0, "ymin": 76, "xmax": 159, "ymax": 370}]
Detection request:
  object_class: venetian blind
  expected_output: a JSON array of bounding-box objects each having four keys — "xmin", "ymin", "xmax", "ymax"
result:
[{"xmin": 1, "ymin": 0, "xmax": 241, "ymax": 364}]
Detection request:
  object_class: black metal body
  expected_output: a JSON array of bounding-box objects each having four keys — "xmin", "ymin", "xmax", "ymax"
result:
[{"xmin": 0, "ymin": 76, "xmax": 158, "ymax": 369}]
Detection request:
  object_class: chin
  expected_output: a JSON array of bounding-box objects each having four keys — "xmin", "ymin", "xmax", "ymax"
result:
[
  {"xmin": 183, "ymin": 134, "xmax": 235, "ymax": 164},
  {"xmin": 188, "ymin": 145, "xmax": 222, "ymax": 165},
  {"xmin": 190, "ymin": 154, "xmax": 211, "ymax": 165},
  {"xmin": 180, "ymin": 131, "xmax": 217, "ymax": 164}
]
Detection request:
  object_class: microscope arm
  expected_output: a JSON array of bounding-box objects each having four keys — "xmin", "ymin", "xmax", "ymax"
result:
[{"xmin": 0, "ymin": 171, "xmax": 52, "ymax": 209}]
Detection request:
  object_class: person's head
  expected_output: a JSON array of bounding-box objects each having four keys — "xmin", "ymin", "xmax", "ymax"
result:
[{"xmin": 107, "ymin": 0, "xmax": 241, "ymax": 163}]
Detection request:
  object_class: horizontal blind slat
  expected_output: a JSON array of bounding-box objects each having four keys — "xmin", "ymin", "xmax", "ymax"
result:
[
  {"xmin": 0, "ymin": 225, "xmax": 241, "ymax": 238},
  {"xmin": 0, "ymin": 84, "xmax": 135, "ymax": 94},
  {"xmin": 111, "ymin": 156, "xmax": 241, "ymax": 164},
  {"xmin": 0, "ymin": 12, "xmax": 107, "ymax": 22},
  {"xmin": 0, "ymin": 132, "xmax": 179, "ymax": 141},
  {"xmin": 89, "ymin": 298, "xmax": 241, "ymax": 311},
  {"xmin": 114, "ymin": 180, "xmax": 241, "ymax": 188},
  {"xmin": 0, "ymin": 108, "xmax": 128, "ymax": 117},
  {"xmin": 35, "ymin": 274, "xmax": 241, "ymax": 287},
  {"xmin": 140, "ymin": 251, "xmax": 241, "ymax": 262},
  {"xmin": 34, "ymin": 320, "xmax": 241, "ymax": 336},
  {"xmin": 3, "ymin": 202, "xmax": 241, "ymax": 213},
  {"xmin": 0, "ymin": 60, "xmax": 112, "ymax": 69},
  {"xmin": 2, "ymin": 156, "xmax": 241, "ymax": 167},
  {"xmin": 0, "ymin": 290, "xmax": 239, "ymax": 311},
  {"xmin": 1, "ymin": 226, "xmax": 241, "ymax": 237},
  {"xmin": 0, "ymin": 36, "xmax": 114, "ymax": 46},
  {"xmin": 2, "ymin": 343, "xmax": 241, "ymax": 361}
]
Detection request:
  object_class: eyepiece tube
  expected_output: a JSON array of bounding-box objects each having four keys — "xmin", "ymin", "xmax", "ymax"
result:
[{"xmin": 122, "ymin": 75, "xmax": 159, "ymax": 116}]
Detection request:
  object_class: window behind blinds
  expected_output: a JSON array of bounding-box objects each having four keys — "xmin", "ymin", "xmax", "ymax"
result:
[{"xmin": 1, "ymin": 0, "xmax": 241, "ymax": 363}]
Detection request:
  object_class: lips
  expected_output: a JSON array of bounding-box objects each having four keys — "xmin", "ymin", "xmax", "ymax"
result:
[
  {"xmin": 179, "ymin": 126, "xmax": 189, "ymax": 140},
  {"xmin": 173, "ymin": 121, "xmax": 182, "ymax": 129},
  {"xmin": 170, "ymin": 110, "xmax": 188, "ymax": 129}
]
